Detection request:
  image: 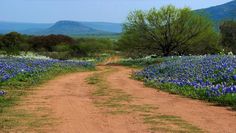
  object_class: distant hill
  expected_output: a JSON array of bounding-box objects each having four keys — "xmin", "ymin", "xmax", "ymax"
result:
[
  {"xmin": 0, "ymin": 21, "xmax": 122, "ymax": 35},
  {"xmin": 196, "ymin": 0, "xmax": 236, "ymax": 22},
  {"xmin": 38, "ymin": 21, "xmax": 112, "ymax": 35},
  {"xmin": 0, "ymin": 21, "xmax": 52, "ymax": 34},
  {"xmin": 81, "ymin": 22, "xmax": 122, "ymax": 33}
]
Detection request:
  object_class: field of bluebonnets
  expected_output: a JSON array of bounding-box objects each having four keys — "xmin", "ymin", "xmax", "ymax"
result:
[
  {"xmin": 0, "ymin": 55, "xmax": 94, "ymax": 109},
  {"xmin": 0, "ymin": 57, "xmax": 93, "ymax": 83},
  {"xmin": 134, "ymin": 55, "xmax": 236, "ymax": 107}
]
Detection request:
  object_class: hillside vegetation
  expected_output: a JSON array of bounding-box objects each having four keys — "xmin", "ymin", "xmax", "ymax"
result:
[{"xmin": 196, "ymin": 0, "xmax": 236, "ymax": 21}]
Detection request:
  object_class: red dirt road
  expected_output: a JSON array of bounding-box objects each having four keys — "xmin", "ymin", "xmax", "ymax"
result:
[
  {"xmin": 20, "ymin": 66, "xmax": 236, "ymax": 133},
  {"xmin": 25, "ymin": 71, "xmax": 147, "ymax": 133}
]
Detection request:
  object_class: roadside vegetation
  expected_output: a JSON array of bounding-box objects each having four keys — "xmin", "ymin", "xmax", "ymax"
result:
[
  {"xmin": 0, "ymin": 33, "xmax": 116, "ymax": 60},
  {"xmin": 0, "ymin": 55, "xmax": 94, "ymax": 130},
  {"xmin": 0, "ymin": 56, "xmax": 94, "ymax": 106},
  {"xmin": 117, "ymin": 55, "xmax": 163, "ymax": 67},
  {"xmin": 134, "ymin": 55, "xmax": 236, "ymax": 108}
]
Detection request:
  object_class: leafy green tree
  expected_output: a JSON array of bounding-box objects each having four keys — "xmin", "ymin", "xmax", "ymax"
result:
[
  {"xmin": 2, "ymin": 32, "xmax": 23, "ymax": 55},
  {"xmin": 220, "ymin": 20, "xmax": 236, "ymax": 52},
  {"xmin": 77, "ymin": 38, "xmax": 115, "ymax": 56},
  {"xmin": 70, "ymin": 43, "xmax": 86, "ymax": 57},
  {"xmin": 0, "ymin": 35, "xmax": 3, "ymax": 50},
  {"xmin": 52, "ymin": 43, "xmax": 71, "ymax": 52},
  {"xmin": 119, "ymin": 5, "xmax": 219, "ymax": 56},
  {"xmin": 186, "ymin": 31, "xmax": 221, "ymax": 55},
  {"xmin": 19, "ymin": 43, "xmax": 33, "ymax": 54}
]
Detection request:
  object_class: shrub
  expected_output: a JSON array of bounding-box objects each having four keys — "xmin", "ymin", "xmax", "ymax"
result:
[
  {"xmin": 1, "ymin": 32, "xmax": 23, "ymax": 55},
  {"xmin": 220, "ymin": 20, "xmax": 236, "ymax": 53}
]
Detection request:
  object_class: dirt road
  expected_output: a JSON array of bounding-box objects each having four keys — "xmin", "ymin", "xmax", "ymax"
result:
[{"xmin": 18, "ymin": 66, "xmax": 236, "ymax": 133}]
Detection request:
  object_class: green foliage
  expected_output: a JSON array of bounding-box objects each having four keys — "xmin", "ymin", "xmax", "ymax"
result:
[
  {"xmin": 38, "ymin": 52, "xmax": 72, "ymax": 60},
  {"xmin": 119, "ymin": 5, "xmax": 219, "ymax": 57},
  {"xmin": 32, "ymin": 37, "xmax": 116, "ymax": 60},
  {"xmin": 187, "ymin": 31, "xmax": 222, "ymax": 55},
  {"xmin": 118, "ymin": 55, "xmax": 163, "ymax": 67},
  {"xmin": 0, "ymin": 35, "xmax": 3, "ymax": 48},
  {"xmin": 28, "ymin": 34, "xmax": 75, "ymax": 52},
  {"xmin": 1, "ymin": 32, "xmax": 23, "ymax": 55},
  {"xmin": 72, "ymin": 34, "xmax": 121, "ymax": 40},
  {"xmin": 77, "ymin": 38, "xmax": 116, "ymax": 56},
  {"xmin": 19, "ymin": 43, "xmax": 32, "ymax": 54},
  {"xmin": 42, "ymin": 43, "xmax": 74, "ymax": 60},
  {"xmin": 220, "ymin": 20, "xmax": 236, "ymax": 53},
  {"xmin": 0, "ymin": 32, "xmax": 117, "ymax": 59},
  {"xmin": 51, "ymin": 43, "xmax": 71, "ymax": 52},
  {"xmin": 116, "ymin": 55, "xmax": 189, "ymax": 67}
]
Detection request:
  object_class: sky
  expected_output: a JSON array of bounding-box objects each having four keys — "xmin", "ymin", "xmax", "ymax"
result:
[{"xmin": 0, "ymin": 0, "xmax": 233, "ymax": 23}]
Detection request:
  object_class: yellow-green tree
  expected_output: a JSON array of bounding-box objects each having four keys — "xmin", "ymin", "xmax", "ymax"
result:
[{"xmin": 119, "ymin": 5, "xmax": 219, "ymax": 57}]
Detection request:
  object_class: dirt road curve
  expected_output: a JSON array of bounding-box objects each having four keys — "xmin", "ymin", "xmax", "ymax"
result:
[
  {"xmin": 21, "ymin": 66, "xmax": 236, "ymax": 133},
  {"xmin": 106, "ymin": 66, "xmax": 236, "ymax": 133}
]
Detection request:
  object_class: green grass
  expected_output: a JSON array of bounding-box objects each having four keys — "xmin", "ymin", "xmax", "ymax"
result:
[
  {"xmin": 143, "ymin": 81, "xmax": 236, "ymax": 109},
  {"xmin": 129, "ymin": 104, "xmax": 158, "ymax": 113},
  {"xmin": 142, "ymin": 114, "xmax": 202, "ymax": 133},
  {"xmin": 0, "ymin": 65, "xmax": 94, "ymax": 131},
  {"xmin": 86, "ymin": 74, "xmax": 100, "ymax": 85},
  {"xmin": 71, "ymin": 34, "xmax": 121, "ymax": 40},
  {"xmin": 117, "ymin": 57, "xmax": 163, "ymax": 68},
  {"xmin": 117, "ymin": 56, "xmax": 186, "ymax": 68}
]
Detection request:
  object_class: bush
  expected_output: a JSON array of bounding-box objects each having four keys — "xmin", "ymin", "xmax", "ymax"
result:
[
  {"xmin": 51, "ymin": 43, "xmax": 71, "ymax": 52},
  {"xmin": 1, "ymin": 32, "xmax": 23, "ymax": 55},
  {"xmin": 39, "ymin": 52, "xmax": 72, "ymax": 60},
  {"xmin": 28, "ymin": 34, "xmax": 75, "ymax": 52},
  {"xmin": 77, "ymin": 38, "xmax": 115, "ymax": 56},
  {"xmin": 220, "ymin": 20, "xmax": 236, "ymax": 53}
]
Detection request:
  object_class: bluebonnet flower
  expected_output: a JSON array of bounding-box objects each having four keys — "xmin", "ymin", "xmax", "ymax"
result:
[
  {"xmin": 135, "ymin": 55, "xmax": 236, "ymax": 97},
  {"xmin": 0, "ymin": 90, "xmax": 6, "ymax": 96},
  {"xmin": 232, "ymin": 75, "xmax": 236, "ymax": 80}
]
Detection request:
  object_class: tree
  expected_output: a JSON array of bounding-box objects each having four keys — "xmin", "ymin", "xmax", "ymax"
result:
[
  {"xmin": 119, "ymin": 5, "xmax": 218, "ymax": 56},
  {"xmin": 0, "ymin": 35, "xmax": 3, "ymax": 49},
  {"xmin": 220, "ymin": 20, "xmax": 236, "ymax": 52},
  {"xmin": 52, "ymin": 43, "xmax": 71, "ymax": 52},
  {"xmin": 1, "ymin": 32, "xmax": 23, "ymax": 55},
  {"xmin": 77, "ymin": 38, "xmax": 115, "ymax": 56},
  {"xmin": 28, "ymin": 34, "xmax": 75, "ymax": 52},
  {"xmin": 19, "ymin": 43, "xmax": 33, "ymax": 54}
]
